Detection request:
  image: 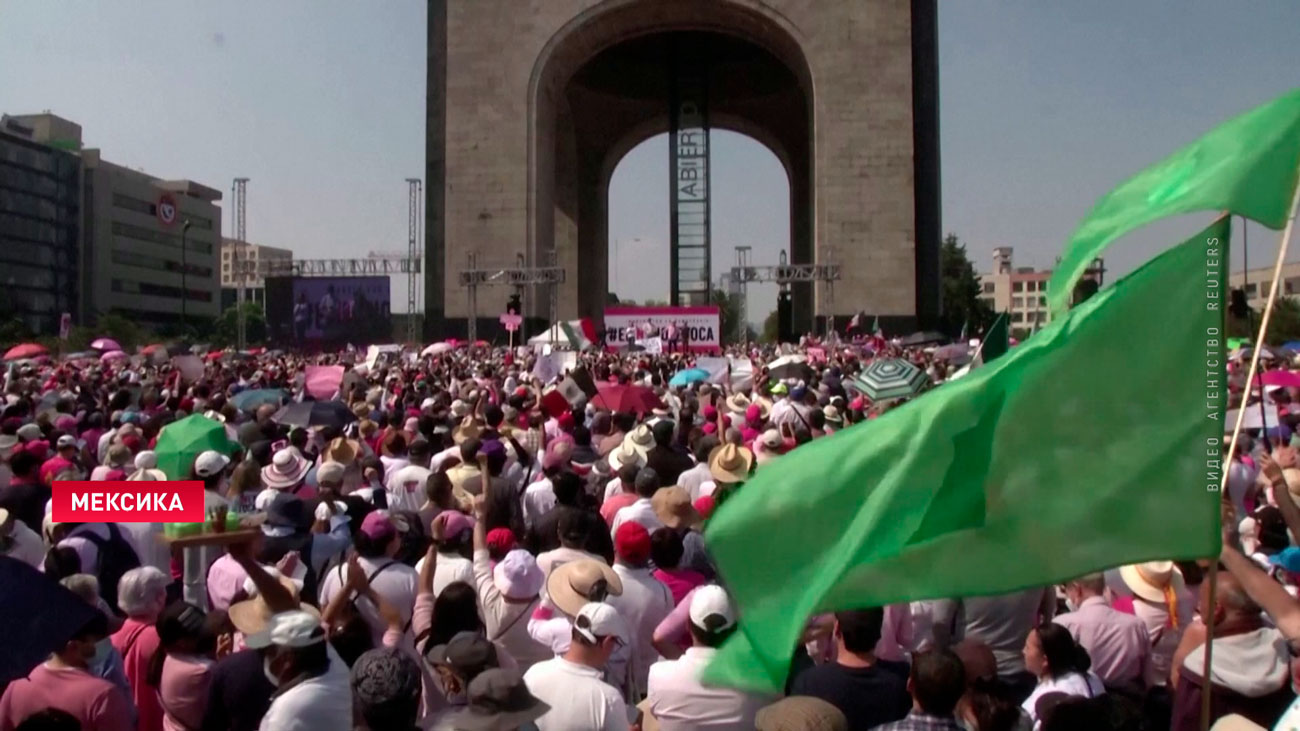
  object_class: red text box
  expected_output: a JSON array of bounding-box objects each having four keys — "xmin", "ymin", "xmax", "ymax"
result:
[{"xmin": 52, "ymin": 481, "xmax": 206, "ymax": 523}]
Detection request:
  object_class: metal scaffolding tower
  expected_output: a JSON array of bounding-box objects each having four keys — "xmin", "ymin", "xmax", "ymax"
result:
[
  {"xmin": 232, "ymin": 177, "xmax": 249, "ymax": 349},
  {"xmin": 404, "ymin": 178, "xmax": 423, "ymax": 342},
  {"xmin": 457, "ymin": 252, "xmax": 564, "ymax": 342},
  {"xmin": 729, "ymin": 254, "xmax": 841, "ymax": 334},
  {"xmin": 257, "ymin": 255, "xmax": 421, "ymax": 277}
]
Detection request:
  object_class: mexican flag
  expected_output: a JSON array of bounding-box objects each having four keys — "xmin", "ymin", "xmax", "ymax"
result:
[{"xmin": 702, "ymin": 217, "xmax": 1229, "ymax": 692}]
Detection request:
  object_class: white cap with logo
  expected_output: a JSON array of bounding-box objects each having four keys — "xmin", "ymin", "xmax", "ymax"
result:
[
  {"xmin": 194, "ymin": 450, "xmax": 231, "ymax": 478},
  {"xmin": 573, "ymin": 602, "xmax": 628, "ymax": 644},
  {"xmin": 688, "ymin": 584, "xmax": 737, "ymax": 633},
  {"xmin": 245, "ymin": 609, "xmax": 326, "ymax": 649}
]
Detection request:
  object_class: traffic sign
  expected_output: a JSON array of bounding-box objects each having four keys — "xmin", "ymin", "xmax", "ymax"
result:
[{"xmin": 157, "ymin": 193, "xmax": 178, "ymax": 227}]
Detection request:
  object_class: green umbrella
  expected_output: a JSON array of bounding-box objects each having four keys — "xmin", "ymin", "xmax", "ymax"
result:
[{"xmin": 154, "ymin": 414, "xmax": 236, "ymax": 480}]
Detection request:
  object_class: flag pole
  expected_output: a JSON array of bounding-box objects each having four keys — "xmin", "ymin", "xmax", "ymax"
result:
[{"xmin": 1208, "ymin": 179, "xmax": 1300, "ymax": 731}]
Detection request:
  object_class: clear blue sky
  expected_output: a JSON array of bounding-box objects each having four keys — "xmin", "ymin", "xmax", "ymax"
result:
[{"xmin": 3, "ymin": 1, "xmax": 1298, "ymax": 322}]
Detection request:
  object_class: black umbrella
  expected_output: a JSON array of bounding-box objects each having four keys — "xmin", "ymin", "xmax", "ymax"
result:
[
  {"xmin": 272, "ymin": 400, "xmax": 357, "ymax": 430},
  {"xmin": 0, "ymin": 556, "xmax": 99, "ymax": 685},
  {"xmin": 166, "ymin": 342, "xmax": 193, "ymax": 357},
  {"xmin": 899, "ymin": 330, "xmax": 949, "ymax": 346}
]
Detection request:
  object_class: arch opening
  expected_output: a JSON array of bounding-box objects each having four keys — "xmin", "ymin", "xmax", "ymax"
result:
[{"xmin": 528, "ymin": 1, "xmax": 816, "ymax": 329}]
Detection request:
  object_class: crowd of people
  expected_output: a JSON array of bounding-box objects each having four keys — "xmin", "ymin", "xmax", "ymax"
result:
[{"xmin": 0, "ymin": 337, "xmax": 1299, "ymax": 730}]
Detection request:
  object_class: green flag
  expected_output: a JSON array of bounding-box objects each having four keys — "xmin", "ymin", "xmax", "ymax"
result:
[
  {"xmin": 972, "ymin": 313, "xmax": 1009, "ymax": 367},
  {"xmin": 703, "ymin": 218, "xmax": 1229, "ymax": 693},
  {"xmin": 1048, "ymin": 88, "xmax": 1300, "ymax": 316}
]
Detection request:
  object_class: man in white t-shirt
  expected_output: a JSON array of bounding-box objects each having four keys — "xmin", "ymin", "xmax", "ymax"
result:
[
  {"xmin": 645, "ymin": 585, "xmax": 771, "ymax": 728},
  {"xmin": 608, "ymin": 522, "xmax": 673, "ymax": 695},
  {"xmin": 415, "ymin": 511, "xmax": 475, "ymax": 597},
  {"xmin": 251, "ymin": 610, "xmax": 352, "ymax": 731},
  {"xmin": 524, "ymin": 602, "xmax": 631, "ymax": 731}
]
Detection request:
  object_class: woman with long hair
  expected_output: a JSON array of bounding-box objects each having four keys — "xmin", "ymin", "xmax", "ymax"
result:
[{"xmin": 1021, "ymin": 622, "xmax": 1105, "ymax": 726}]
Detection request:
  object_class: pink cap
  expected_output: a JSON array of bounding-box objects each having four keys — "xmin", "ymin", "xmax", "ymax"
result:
[
  {"xmin": 745, "ymin": 404, "xmax": 761, "ymax": 423},
  {"xmin": 440, "ymin": 511, "xmax": 475, "ymax": 540},
  {"xmin": 360, "ymin": 512, "xmax": 396, "ymax": 542},
  {"xmin": 702, "ymin": 405, "xmax": 718, "ymax": 420}
]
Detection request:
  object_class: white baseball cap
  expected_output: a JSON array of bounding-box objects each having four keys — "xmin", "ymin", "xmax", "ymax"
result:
[
  {"xmin": 56, "ymin": 434, "xmax": 78, "ymax": 449},
  {"xmin": 194, "ymin": 450, "xmax": 231, "ymax": 478},
  {"xmin": 688, "ymin": 585, "xmax": 737, "ymax": 633},
  {"xmin": 245, "ymin": 609, "xmax": 325, "ymax": 649},
  {"xmin": 573, "ymin": 602, "xmax": 628, "ymax": 645},
  {"xmin": 420, "ymin": 397, "xmax": 437, "ymax": 410}
]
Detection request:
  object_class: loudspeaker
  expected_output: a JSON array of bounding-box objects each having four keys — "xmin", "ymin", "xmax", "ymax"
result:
[
  {"xmin": 1229, "ymin": 289, "xmax": 1250, "ymax": 319},
  {"xmin": 1072, "ymin": 278, "xmax": 1100, "ymax": 306},
  {"xmin": 777, "ymin": 290, "xmax": 794, "ymax": 343}
]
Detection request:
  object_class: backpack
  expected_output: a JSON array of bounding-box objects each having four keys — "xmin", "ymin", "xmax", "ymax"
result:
[{"xmin": 76, "ymin": 523, "xmax": 142, "ymax": 612}]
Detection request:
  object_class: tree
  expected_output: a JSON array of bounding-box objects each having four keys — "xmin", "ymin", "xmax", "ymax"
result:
[
  {"xmin": 710, "ymin": 289, "xmax": 746, "ymax": 345},
  {"xmin": 213, "ymin": 301, "xmax": 268, "ymax": 347},
  {"xmin": 1228, "ymin": 296, "xmax": 1300, "ymax": 344},
  {"xmin": 761, "ymin": 309, "xmax": 780, "ymax": 343},
  {"xmin": 606, "ymin": 292, "xmax": 622, "ymax": 306},
  {"xmin": 940, "ymin": 233, "xmax": 995, "ymax": 337},
  {"xmin": 95, "ymin": 311, "xmax": 149, "ymax": 350}
]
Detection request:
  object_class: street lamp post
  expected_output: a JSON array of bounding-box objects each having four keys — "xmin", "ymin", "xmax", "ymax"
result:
[{"xmin": 180, "ymin": 220, "xmax": 192, "ymax": 333}]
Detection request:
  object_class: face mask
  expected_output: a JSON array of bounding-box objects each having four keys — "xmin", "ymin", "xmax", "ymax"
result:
[
  {"xmin": 263, "ymin": 657, "xmax": 281, "ymax": 688},
  {"xmin": 89, "ymin": 638, "xmax": 112, "ymax": 667}
]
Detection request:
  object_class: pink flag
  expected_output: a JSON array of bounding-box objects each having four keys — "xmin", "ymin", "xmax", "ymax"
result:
[{"xmin": 305, "ymin": 365, "xmax": 345, "ymax": 401}]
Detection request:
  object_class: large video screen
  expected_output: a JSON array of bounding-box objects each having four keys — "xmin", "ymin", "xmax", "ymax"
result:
[{"xmin": 264, "ymin": 276, "xmax": 391, "ymax": 349}]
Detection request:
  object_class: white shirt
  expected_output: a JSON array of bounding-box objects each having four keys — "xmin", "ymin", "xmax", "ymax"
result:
[
  {"xmin": 524, "ymin": 657, "xmax": 630, "ymax": 731},
  {"xmin": 647, "ymin": 647, "xmax": 772, "ymax": 729},
  {"xmin": 379, "ymin": 455, "xmax": 409, "ymax": 483},
  {"xmin": 429, "ymin": 445, "xmax": 461, "ymax": 472},
  {"xmin": 603, "ymin": 477, "xmax": 626, "ymax": 503},
  {"xmin": 609, "ymin": 498, "xmax": 663, "ymax": 538},
  {"xmin": 1021, "ymin": 671, "xmax": 1105, "ymax": 725},
  {"xmin": 609, "ymin": 564, "xmax": 673, "ymax": 693},
  {"xmin": 384, "ymin": 464, "xmax": 431, "ymax": 513},
  {"xmin": 317, "ymin": 555, "xmax": 419, "ymax": 646},
  {"xmin": 523, "ymin": 479, "xmax": 557, "ymax": 530},
  {"xmin": 259, "ymin": 644, "xmax": 352, "ymax": 731},
  {"xmin": 3, "ymin": 518, "xmax": 45, "ymax": 568},
  {"xmin": 416, "ymin": 552, "xmax": 475, "ymax": 598},
  {"xmin": 676, "ymin": 462, "xmax": 712, "ymax": 502}
]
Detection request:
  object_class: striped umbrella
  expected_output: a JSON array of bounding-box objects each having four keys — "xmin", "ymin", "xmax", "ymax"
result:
[{"xmin": 852, "ymin": 358, "xmax": 929, "ymax": 401}]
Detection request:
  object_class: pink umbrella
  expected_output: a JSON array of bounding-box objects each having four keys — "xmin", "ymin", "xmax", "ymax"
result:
[
  {"xmin": 2, "ymin": 343, "xmax": 47, "ymax": 361},
  {"xmin": 305, "ymin": 365, "xmax": 345, "ymax": 400},
  {"xmin": 99, "ymin": 350, "xmax": 128, "ymax": 363},
  {"xmin": 90, "ymin": 337, "xmax": 121, "ymax": 352},
  {"xmin": 1257, "ymin": 370, "xmax": 1300, "ymax": 389}
]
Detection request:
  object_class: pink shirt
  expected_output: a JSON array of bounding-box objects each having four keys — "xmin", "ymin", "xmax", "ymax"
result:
[
  {"xmin": 1054, "ymin": 596, "xmax": 1151, "ymax": 687},
  {"xmin": 654, "ymin": 568, "xmax": 708, "ymax": 606},
  {"xmin": 0, "ymin": 663, "xmax": 133, "ymax": 731},
  {"xmin": 158, "ymin": 655, "xmax": 212, "ymax": 731},
  {"xmin": 205, "ymin": 554, "xmax": 249, "ymax": 612},
  {"xmin": 111, "ymin": 618, "xmax": 164, "ymax": 731}
]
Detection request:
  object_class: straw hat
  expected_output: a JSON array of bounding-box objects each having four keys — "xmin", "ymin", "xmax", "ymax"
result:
[
  {"xmin": 1119, "ymin": 561, "xmax": 1186, "ymax": 605},
  {"xmin": 753, "ymin": 429, "xmax": 786, "ymax": 465},
  {"xmin": 324, "ymin": 437, "xmax": 361, "ymax": 467},
  {"xmin": 725, "ymin": 393, "xmax": 752, "ymax": 415},
  {"xmin": 453, "ymin": 417, "xmax": 482, "ymax": 446},
  {"xmin": 1209, "ymin": 715, "xmax": 1268, "ymax": 731},
  {"xmin": 708, "ymin": 443, "xmax": 753, "ymax": 484},
  {"xmin": 622, "ymin": 424, "xmax": 654, "ymax": 459},
  {"xmin": 228, "ymin": 573, "xmax": 320, "ymax": 638},
  {"xmin": 546, "ymin": 559, "xmax": 623, "ymax": 617},
  {"xmin": 652, "ymin": 486, "xmax": 701, "ymax": 530},
  {"xmin": 607, "ymin": 441, "xmax": 646, "ymax": 471},
  {"xmin": 755, "ymin": 696, "xmax": 848, "ymax": 731}
]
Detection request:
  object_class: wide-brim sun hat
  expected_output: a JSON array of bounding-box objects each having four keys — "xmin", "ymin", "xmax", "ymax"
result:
[
  {"xmin": 262, "ymin": 449, "xmax": 311, "ymax": 490},
  {"xmin": 708, "ymin": 443, "xmax": 753, "ymax": 484},
  {"xmin": 622, "ymin": 423, "xmax": 655, "ymax": 458},
  {"xmin": 546, "ymin": 559, "xmax": 623, "ymax": 617},
  {"xmin": 1118, "ymin": 561, "xmax": 1186, "ymax": 605},
  {"xmin": 607, "ymin": 441, "xmax": 646, "ymax": 471},
  {"xmin": 228, "ymin": 574, "xmax": 320, "ymax": 638}
]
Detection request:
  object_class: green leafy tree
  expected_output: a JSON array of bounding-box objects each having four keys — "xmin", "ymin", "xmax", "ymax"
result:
[
  {"xmin": 1229, "ymin": 296, "xmax": 1300, "ymax": 344},
  {"xmin": 214, "ymin": 301, "xmax": 268, "ymax": 347},
  {"xmin": 940, "ymin": 234, "xmax": 995, "ymax": 337},
  {"xmin": 95, "ymin": 311, "xmax": 149, "ymax": 350},
  {"xmin": 761, "ymin": 309, "xmax": 780, "ymax": 343}
]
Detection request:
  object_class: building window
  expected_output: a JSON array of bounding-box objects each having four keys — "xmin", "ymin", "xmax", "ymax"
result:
[
  {"xmin": 112, "ymin": 193, "xmax": 155, "ymax": 216},
  {"xmin": 1039, "ymin": 296, "xmax": 1047, "ymax": 306},
  {"xmin": 982, "ymin": 282, "xmax": 994, "ymax": 294},
  {"xmin": 1011, "ymin": 311, "xmax": 1024, "ymax": 323},
  {"xmin": 1246, "ymin": 283, "xmax": 1258, "ymax": 297},
  {"xmin": 111, "ymin": 221, "xmax": 212, "ymax": 254},
  {"xmin": 1012, "ymin": 282, "xmax": 1023, "ymax": 293},
  {"xmin": 111, "ymin": 278, "xmax": 212, "ymax": 302},
  {"xmin": 1012, "ymin": 297, "xmax": 1023, "ymax": 308},
  {"xmin": 111, "ymin": 249, "xmax": 213, "ymax": 278},
  {"xmin": 188, "ymin": 216, "xmax": 213, "ymax": 230},
  {"xmin": 1286, "ymin": 277, "xmax": 1300, "ymax": 295}
]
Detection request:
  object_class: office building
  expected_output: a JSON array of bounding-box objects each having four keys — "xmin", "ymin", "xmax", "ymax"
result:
[
  {"xmin": 979, "ymin": 247, "xmax": 1105, "ymax": 330},
  {"xmin": 220, "ymin": 238, "xmax": 293, "ymax": 310},
  {"xmin": 81, "ymin": 150, "xmax": 223, "ymax": 328},
  {"xmin": 0, "ymin": 114, "xmax": 82, "ymax": 335},
  {"xmin": 1234, "ymin": 262, "xmax": 1300, "ymax": 311}
]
